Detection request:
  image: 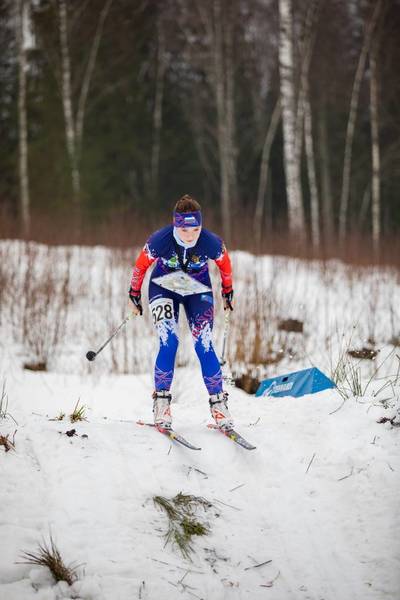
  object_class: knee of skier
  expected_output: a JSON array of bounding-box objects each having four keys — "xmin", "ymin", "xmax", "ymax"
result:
[
  {"xmin": 192, "ymin": 326, "xmax": 213, "ymax": 355},
  {"xmin": 157, "ymin": 329, "xmax": 179, "ymax": 356}
]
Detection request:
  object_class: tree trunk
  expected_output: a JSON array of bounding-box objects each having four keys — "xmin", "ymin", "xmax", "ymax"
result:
[
  {"xmin": 294, "ymin": 0, "xmax": 319, "ymax": 165},
  {"xmin": 150, "ymin": 13, "xmax": 167, "ymax": 203},
  {"xmin": 254, "ymin": 99, "xmax": 281, "ymax": 248},
  {"xmin": 187, "ymin": 0, "xmax": 238, "ymax": 244},
  {"xmin": 338, "ymin": 0, "xmax": 383, "ymax": 242},
  {"xmin": 58, "ymin": 0, "xmax": 80, "ymax": 203},
  {"xmin": 75, "ymin": 0, "xmax": 113, "ymax": 158},
  {"xmin": 224, "ymin": 3, "xmax": 238, "ymax": 212},
  {"xmin": 279, "ymin": 0, "xmax": 305, "ymax": 237},
  {"xmin": 16, "ymin": 0, "xmax": 30, "ymax": 233},
  {"xmin": 369, "ymin": 21, "xmax": 381, "ymax": 252},
  {"xmin": 58, "ymin": 0, "xmax": 112, "ymax": 206},
  {"xmin": 304, "ymin": 90, "xmax": 320, "ymax": 248},
  {"xmin": 213, "ymin": 0, "xmax": 232, "ymax": 244},
  {"xmin": 318, "ymin": 103, "xmax": 334, "ymax": 243}
]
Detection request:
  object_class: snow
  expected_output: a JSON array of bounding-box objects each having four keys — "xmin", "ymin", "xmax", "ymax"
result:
[{"xmin": 1, "ymin": 240, "xmax": 400, "ymax": 599}]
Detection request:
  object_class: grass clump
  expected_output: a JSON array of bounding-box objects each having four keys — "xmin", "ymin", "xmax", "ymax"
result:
[
  {"xmin": 69, "ymin": 399, "xmax": 87, "ymax": 423},
  {"xmin": 50, "ymin": 400, "xmax": 86, "ymax": 423},
  {"xmin": 153, "ymin": 492, "xmax": 212, "ymax": 559},
  {"xmin": 50, "ymin": 411, "xmax": 66, "ymax": 421},
  {"xmin": 330, "ymin": 329, "xmax": 399, "ymax": 404},
  {"xmin": 20, "ymin": 536, "xmax": 79, "ymax": 586}
]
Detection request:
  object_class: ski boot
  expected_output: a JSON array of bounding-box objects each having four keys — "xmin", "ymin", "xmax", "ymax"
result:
[
  {"xmin": 209, "ymin": 391, "xmax": 233, "ymax": 430},
  {"xmin": 152, "ymin": 390, "xmax": 172, "ymax": 430}
]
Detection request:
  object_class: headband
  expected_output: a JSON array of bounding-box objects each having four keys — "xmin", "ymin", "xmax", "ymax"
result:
[{"xmin": 173, "ymin": 211, "xmax": 202, "ymax": 228}]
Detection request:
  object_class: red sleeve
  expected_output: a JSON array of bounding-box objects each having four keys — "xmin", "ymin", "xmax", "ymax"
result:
[
  {"xmin": 214, "ymin": 246, "xmax": 233, "ymax": 293},
  {"xmin": 130, "ymin": 246, "xmax": 156, "ymax": 292}
]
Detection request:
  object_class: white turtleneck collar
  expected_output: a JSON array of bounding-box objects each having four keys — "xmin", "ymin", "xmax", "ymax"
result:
[{"xmin": 173, "ymin": 227, "xmax": 198, "ymax": 249}]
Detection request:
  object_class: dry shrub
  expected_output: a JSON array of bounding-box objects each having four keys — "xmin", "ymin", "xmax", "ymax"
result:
[
  {"xmin": 19, "ymin": 244, "xmax": 72, "ymax": 368},
  {"xmin": 230, "ymin": 268, "xmax": 299, "ymax": 386}
]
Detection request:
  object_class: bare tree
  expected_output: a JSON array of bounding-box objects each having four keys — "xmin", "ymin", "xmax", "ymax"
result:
[
  {"xmin": 369, "ymin": 11, "xmax": 384, "ymax": 252},
  {"xmin": 278, "ymin": 0, "xmax": 305, "ymax": 237},
  {"xmin": 304, "ymin": 88, "xmax": 319, "ymax": 248},
  {"xmin": 57, "ymin": 0, "xmax": 113, "ymax": 205},
  {"xmin": 210, "ymin": 0, "xmax": 238, "ymax": 244},
  {"xmin": 294, "ymin": 0, "xmax": 319, "ymax": 165},
  {"xmin": 254, "ymin": 1, "xmax": 320, "ymax": 248},
  {"xmin": 338, "ymin": 0, "xmax": 384, "ymax": 243},
  {"xmin": 254, "ymin": 98, "xmax": 281, "ymax": 248},
  {"xmin": 150, "ymin": 12, "xmax": 168, "ymax": 202},
  {"xmin": 15, "ymin": 0, "xmax": 30, "ymax": 233},
  {"xmin": 58, "ymin": 0, "xmax": 79, "ymax": 201},
  {"xmin": 185, "ymin": 0, "xmax": 239, "ymax": 244},
  {"xmin": 318, "ymin": 100, "xmax": 334, "ymax": 243},
  {"xmin": 300, "ymin": 2, "xmax": 320, "ymax": 249}
]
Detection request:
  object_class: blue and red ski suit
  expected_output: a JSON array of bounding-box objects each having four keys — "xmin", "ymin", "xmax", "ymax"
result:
[{"xmin": 130, "ymin": 225, "xmax": 233, "ymax": 394}]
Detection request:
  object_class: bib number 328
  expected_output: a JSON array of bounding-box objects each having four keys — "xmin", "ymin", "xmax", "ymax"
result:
[{"xmin": 151, "ymin": 299, "xmax": 174, "ymax": 325}]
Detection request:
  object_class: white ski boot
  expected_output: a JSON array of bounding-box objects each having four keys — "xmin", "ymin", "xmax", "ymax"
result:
[
  {"xmin": 152, "ymin": 390, "xmax": 172, "ymax": 429},
  {"xmin": 209, "ymin": 391, "xmax": 233, "ymax": 430}
]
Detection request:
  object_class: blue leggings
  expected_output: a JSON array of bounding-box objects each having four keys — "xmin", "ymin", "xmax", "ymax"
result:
[{"xmin": 148, "ymin": 282, "xmax": 223, "ymax": 395}]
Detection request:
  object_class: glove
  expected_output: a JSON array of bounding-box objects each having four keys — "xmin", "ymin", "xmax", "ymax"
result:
[
  {"xmin": 222, "ymin": 288, "xmax": 234, "ymax": 311},
  {"xmin": 129, "ymin": 287, "xmax": 143, "ymax": 315}
]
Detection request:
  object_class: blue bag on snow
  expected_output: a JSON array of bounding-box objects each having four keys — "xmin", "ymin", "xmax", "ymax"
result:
[{"xmin": 255, "ymin": 367, "xmax": 335, "ymax": 398}]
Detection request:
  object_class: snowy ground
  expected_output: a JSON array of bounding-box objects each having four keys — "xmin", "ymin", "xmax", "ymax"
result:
[
  {"xmin": 1, "ymin": 240, "xmax": 400, "ymax": 599},
  {"xmin": 1, "ymin": 366, "xmax": 399, "ymax": 600}
]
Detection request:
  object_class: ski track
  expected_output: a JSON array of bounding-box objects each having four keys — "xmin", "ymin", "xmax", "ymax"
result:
[{"xmin": 0, "ymin": 370, "xmax": 399, "ymax": 599}]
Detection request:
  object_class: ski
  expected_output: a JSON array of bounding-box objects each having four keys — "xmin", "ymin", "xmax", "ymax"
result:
[
  {"xmin": 136, "ymin": 421, "xmax": 201, "ymax": 451},
  {"xmin": 207, "ymin": 424, "xmax": 256, "ymax": 450}
]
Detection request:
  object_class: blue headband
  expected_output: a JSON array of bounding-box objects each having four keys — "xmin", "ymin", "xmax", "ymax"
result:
[{"xmin": 173, "ymin": 211, "xmax": 202, "ymax": 228}]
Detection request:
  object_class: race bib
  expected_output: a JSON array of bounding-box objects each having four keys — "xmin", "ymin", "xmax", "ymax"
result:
[{"xmin": 150, "ymin": 298, "xmax": 174, "ymax": 325}]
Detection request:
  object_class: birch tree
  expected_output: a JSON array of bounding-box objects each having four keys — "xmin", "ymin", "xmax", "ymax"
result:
[
  {"xmin": 278, "ymin": 0, "xmax": 305, "ymax": 237},
  {"xmin": 255, "ymin": 1, "xmax": 319, "ymax": 248},
  {"xmin": 15, "ymin": 0, "xmax": 30, "ymax": 232}
]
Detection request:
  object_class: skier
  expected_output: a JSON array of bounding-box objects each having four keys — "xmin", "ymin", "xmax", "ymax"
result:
[{"xmin": 129, "ymin": 194, "xmax": 234, "ymax": 431}]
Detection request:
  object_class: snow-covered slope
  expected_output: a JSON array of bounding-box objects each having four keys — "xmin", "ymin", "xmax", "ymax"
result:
[{"xmin": 1, "ymin": 367, "xmax": 399, "ymax": 600}]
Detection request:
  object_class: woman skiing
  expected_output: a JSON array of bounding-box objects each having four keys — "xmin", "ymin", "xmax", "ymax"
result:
[{"xmin": 129, "ymin": 195, "xmax": 234, "ymax": 431}]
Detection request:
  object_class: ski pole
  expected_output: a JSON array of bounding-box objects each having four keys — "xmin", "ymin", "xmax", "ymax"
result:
[
  {"xmin": 219, "ymin": 310, "xmax": 230, "ymax": 366},
  {"xmin": 86, "ymin": 313, "xmax": 134, "ymax": 362}
]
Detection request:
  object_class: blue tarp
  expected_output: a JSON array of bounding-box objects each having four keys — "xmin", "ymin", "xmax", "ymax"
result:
[{"xmin": 255, "ymin": 367, "xmax": 335, "ymax": 398}]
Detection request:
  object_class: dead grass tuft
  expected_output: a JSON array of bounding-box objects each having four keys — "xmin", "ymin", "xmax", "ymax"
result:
[
  {"xmin": 20, "ymin": 536, "xmax": 80, "ymax": 586},
  {"xmin": 69, "ymin": 400, "xmax": 87, "ymax": 423}
]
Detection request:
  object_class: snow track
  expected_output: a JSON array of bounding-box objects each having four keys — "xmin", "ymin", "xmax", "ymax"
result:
[{"xmin": 1, "ymin": 369, "xmax": 399, "ymax": 599}]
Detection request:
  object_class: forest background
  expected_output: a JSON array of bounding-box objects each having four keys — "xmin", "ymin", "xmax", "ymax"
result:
[{"xmin": 1, "ymin": 0, "xmax": 399, "ymax": 262}]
